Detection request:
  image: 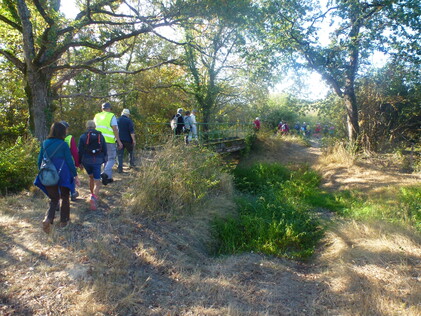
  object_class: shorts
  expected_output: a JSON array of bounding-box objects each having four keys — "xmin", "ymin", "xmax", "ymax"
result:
[{"xmin": 83, "ymin": 163, "xmax": 102, "ymax": 180}]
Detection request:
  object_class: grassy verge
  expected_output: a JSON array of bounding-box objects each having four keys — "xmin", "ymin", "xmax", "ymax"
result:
[
  {"xmin": 212, "ymin": 163, "xmax": 333, "ymax": 260},
  {"xmin": 332, "ymin": 185, "xmax": 421, "ymax": 231}
]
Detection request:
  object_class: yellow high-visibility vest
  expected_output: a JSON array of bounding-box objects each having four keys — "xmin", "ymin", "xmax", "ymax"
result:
[
  {"xmin": 64, "ymin": 135, "xmax": 72, "ymax": 148},
  {"xmin": 94, "ymin": 112, "xmax": 115, "ymax": 143}
]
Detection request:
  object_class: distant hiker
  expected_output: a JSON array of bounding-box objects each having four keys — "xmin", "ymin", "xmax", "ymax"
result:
[
  {"xmin": 301, "ymin": 122, "xmax": 307, "ymax": 136},
  {"xmin": 294, "ymin": 122, "xmax": 301, "ymax": 134},
  {"xmin": 183, "ymin": 111, "xmax": 193, "ymax": 144},
  {"xmin": 94, "ymin": 102, "xmax": 122, "ymax": 185},
  {"xmin": 78, "ymin": 120, "xmax": 108, "ymax": 211},
  {"xmin": 254, "ymin": 117, "xmax": 261, "ymax": 130},
  {"xmin": 34, "ymin": 122, "xmax": 80, "ymax": 233},
  {"xmin": 281, "ymin": 122, "xmax": 289, "ymax": 135},
  {"xmin": 117, "ymin": 109, "xmax": 136, "ymax": 172},
  {"xmin": 190, "ymin": 109, "xmax": 198, "ymax": 141},
  {"xmin": 60, "ymin": 120, "xmax": 80, "ymax": 201},
  {"xmin": 277, "ymin": 121, "xmax": 283, "ymax": 134},
  {"xmin": 171, "ymin": 108, "xmax": 184, "ymax": 135}
]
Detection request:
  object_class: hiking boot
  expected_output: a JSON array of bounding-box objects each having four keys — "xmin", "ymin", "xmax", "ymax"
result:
[
  {"xmin": 89, "ymin": 195, "xmax": 98, "ymax": 211},
  {"xmin": 101, "ymin": 173, "xmax": 108, "ymax": 185},
  {"xmin": 107, "ymin": 178, "xmax": 114, "ymax": 184},
  {"xmin": 71, "ymin": 191, "xmax": 79, "ymax": 201},
  {"xmin": 117, "ymin": 168, "xmax": 123, "ymax": 173}
]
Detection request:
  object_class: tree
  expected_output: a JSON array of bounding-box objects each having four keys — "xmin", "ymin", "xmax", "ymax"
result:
[
  {"xmin": 0, "ymin": 0, "xmax": 182, "ymax": 140},
  {"xmin": 257, "ymin": 0, "xmax": 421, "ymax": 144}
]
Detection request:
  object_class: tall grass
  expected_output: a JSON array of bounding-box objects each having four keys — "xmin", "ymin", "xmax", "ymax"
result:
[
  {"xmin": 127, "ymin": 143, "xmax": 232, "ymax": 218},
  {"xmin": 333, "ymin": 185, "xmax": 421, "ymax": 231},
  {"xmin": 213, "ymin": 163, "xmax": 331, "ymax": 260}
]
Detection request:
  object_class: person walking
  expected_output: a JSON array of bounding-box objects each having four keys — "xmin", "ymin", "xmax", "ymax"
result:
[
  {"xmin": 94, "ymin": 102, "xmax": 122, "ymax": 185},
  {"xmin": 171, "ymin": 108, "xmax": 184, "ymax": 135},
  {"xmin": 183, "ymin": 111, "xmax": 193, "ymax": 144},
  {"xmin": 253, "ymin": 117, "xmax": 261, "ymax": 130},
  {"xmin": 190, "ymin": 109, "xmax": 198, "ymax": 142},
  {"xmin": 78, "ymin": 120, "xmax": 108, "ymax": 211},
  {"xmin": 34, "ymin": 122, "xmax": 80, "ymax": 233},
  {"xmin": 60, "ymin": 121, "xmax": 80, "ymax": 201},
  {"xmin": 117, "ymin": 109, "xmax": 136, "ymax": 172}
]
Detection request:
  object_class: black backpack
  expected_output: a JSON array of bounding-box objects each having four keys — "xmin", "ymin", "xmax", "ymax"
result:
[{"xmin": 84, "ymin": 131, "xmax": 102, "ymax": 155}]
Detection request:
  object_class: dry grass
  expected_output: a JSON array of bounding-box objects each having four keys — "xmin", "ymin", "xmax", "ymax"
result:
[
  {"xmin": 317, "ymin": 220, "xmax": 421, "ymax": 316},
  {"xmin": 1, "ymin": 137, "xmax": 420, "ymax": 315}
]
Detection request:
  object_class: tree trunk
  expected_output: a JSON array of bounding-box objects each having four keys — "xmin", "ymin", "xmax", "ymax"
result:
[
  {"xmin": 343, "ymin": 87, "xmax": 360, "ymax": 144},
  {"xmin": 26, "ymin": 69, "xmax": 53, "ymax": 141}
]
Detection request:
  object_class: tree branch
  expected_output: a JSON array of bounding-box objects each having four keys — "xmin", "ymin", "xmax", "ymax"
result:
[
  {"xmin": 0, "ymin": 14, "xmax": 23, "ymax": 32},
  {"xmin": 0, "ymin": 49, "xmax": 25, "ymax": 72}
]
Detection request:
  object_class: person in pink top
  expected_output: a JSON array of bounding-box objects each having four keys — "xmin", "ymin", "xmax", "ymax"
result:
[
  {"xmin": 61, "ymin": 121, "xmax": 80, "ymax": 201},
  {"xmin": 254, "ymin": 117, "xmax": 261, "ymax": 130}
]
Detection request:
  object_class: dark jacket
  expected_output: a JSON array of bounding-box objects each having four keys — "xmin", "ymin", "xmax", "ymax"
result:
[
  {"xmin": 78, "ymin": 129, "xmax": 108, "ymax": 165},
  {"xmin": 117, "ymin": 115, "xmax": 135, "ymax": 143},
  {"xmin": 175, "ymin": 113, "xmax": 184, "ymax": 135}
]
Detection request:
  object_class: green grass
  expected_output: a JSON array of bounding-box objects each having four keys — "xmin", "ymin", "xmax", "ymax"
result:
[
  {"xmin": 213, "ymin": 163, "xmax": 332, "ymax": 260},
  {"xmin": 333, "ymin": 186, "xmax": 421, "ymax": 231}
]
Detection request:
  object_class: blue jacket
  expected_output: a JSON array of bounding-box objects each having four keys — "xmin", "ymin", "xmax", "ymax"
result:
[
  {"xmin": 34, "ymin": 138, "xmax": 77, "ymax": 195},
  {"xmin": 78, "ymin": 129, "xmax": 108, "ymax": 165},
  {"xmin": 117, "ymin": 115, "xmax": 135, "ymax": 143}
]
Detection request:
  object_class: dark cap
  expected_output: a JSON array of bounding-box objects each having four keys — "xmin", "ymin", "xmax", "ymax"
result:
[
  {"xmin": 102, "ymin": 102, "xmax": 111, "ymax": 109},
  {"xmin": 60, "ymin": 120, "xmax": 69, "ymax": 128}
]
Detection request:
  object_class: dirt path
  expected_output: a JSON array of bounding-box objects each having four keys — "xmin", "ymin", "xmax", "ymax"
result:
[{"xmin": 1, "ymin": 138, "xmax": 420, "ymax": 315}]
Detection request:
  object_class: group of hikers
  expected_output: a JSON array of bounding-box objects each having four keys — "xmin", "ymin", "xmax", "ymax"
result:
[
  {"xmin": 171, "ymin": 108, "xmax": 198, "ymax": 144},
  {"xmin": 275, "ymin": 121, "xmax": 335, "ymax": 137},
  {"xmin": 35, "ymin": 102, "xmax": 136, "ymax": 234}
]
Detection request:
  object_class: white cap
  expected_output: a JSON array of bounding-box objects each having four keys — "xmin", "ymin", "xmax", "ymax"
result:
[{"xmin": 122, "ymin": 109, "xmax": 130, "ymax": 116}]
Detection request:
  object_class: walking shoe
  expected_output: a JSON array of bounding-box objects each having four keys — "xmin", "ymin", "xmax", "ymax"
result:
[
  {"xmin": 59, "ymin": 221, "xmax": 69, "ymax": 228},
  {"xmin": 107, "ymin": 178, "xmax": 114, "ymax": 184},
  {"xmin": 42, "ymin": 219, "xmax": 52, "ymax": 234},
  {"xmin": 101, "ymin": 173, "xmax": 108, "ymax": 185},
  {"xmin": 89, "ymin": 195, "xmax": 98, "ymax": 211},
  {"xmin": 117, "ymin": 168, "xmax": 123, "ymax": 173},
  {"xmin": 71, "ymin": 191, "xmax": 79, "ymax": 201}
]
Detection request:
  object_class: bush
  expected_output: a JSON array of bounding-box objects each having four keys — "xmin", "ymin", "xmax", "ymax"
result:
[
  {"xmin": 0, "ymin": 137, "xmax": 39, "ymax": 194},
  {"xmin": 127, "ymin": 143, "xmax": 232, "ymax": 218}
]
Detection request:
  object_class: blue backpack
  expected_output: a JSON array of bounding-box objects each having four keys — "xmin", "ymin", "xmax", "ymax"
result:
[{"xmin": 38, "ymin": 142, "xmax": 65, "ymax": 186}]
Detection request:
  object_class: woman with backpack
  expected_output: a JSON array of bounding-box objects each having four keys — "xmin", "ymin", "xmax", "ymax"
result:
[
  {"xmin": 34, "ymin": 122, "xmax": 80, "ymax": 233},
  {"xmin": 78, "ymin": 120, "xmax": 108, "ymax": 211}
]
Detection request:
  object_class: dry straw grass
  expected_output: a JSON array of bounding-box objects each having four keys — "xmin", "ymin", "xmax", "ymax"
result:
[{"xmin": 127, "ymin": 142, "xmax": 233, "ymax": 218}]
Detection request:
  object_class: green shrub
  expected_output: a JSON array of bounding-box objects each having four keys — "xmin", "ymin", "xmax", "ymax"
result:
[
  {"xmin": 0, "ymin": 137, "xmax": 39, "ymax": 194},
  {"xmin": 127, "ymin": 143, "xmax": 232, "ymax": 218}
]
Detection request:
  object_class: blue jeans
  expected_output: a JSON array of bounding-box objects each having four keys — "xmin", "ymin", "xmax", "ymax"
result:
[{"xmin": 117, "ymin": 141, "xmax": 135, "ymax": 170}]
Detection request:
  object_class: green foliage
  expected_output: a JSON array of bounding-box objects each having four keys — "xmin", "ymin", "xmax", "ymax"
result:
[
  {"xmin": 213, "ymin": 163, "xmax": 331, "ymax": 260},
  {"xmin": 0, "ymin": 137, "xmax": 39, "ymax": 194},
  {"xmin": 233, "ymin": 162, "xmax": 290, "ymax": 194}
]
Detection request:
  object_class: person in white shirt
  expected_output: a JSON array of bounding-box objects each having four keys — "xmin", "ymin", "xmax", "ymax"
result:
[{"xmin": 190, "ymin": 109, "xmax": 198, "ymax": 142}]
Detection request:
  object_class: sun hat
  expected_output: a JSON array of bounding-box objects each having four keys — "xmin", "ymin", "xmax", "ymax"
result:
[
  {"xmin": 122, "ymin": 109, "xmax": 130, "ymax": 116},
  {"xmin": 177, "ymin": 108, "xmax": 183, "ymax": 113}
]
